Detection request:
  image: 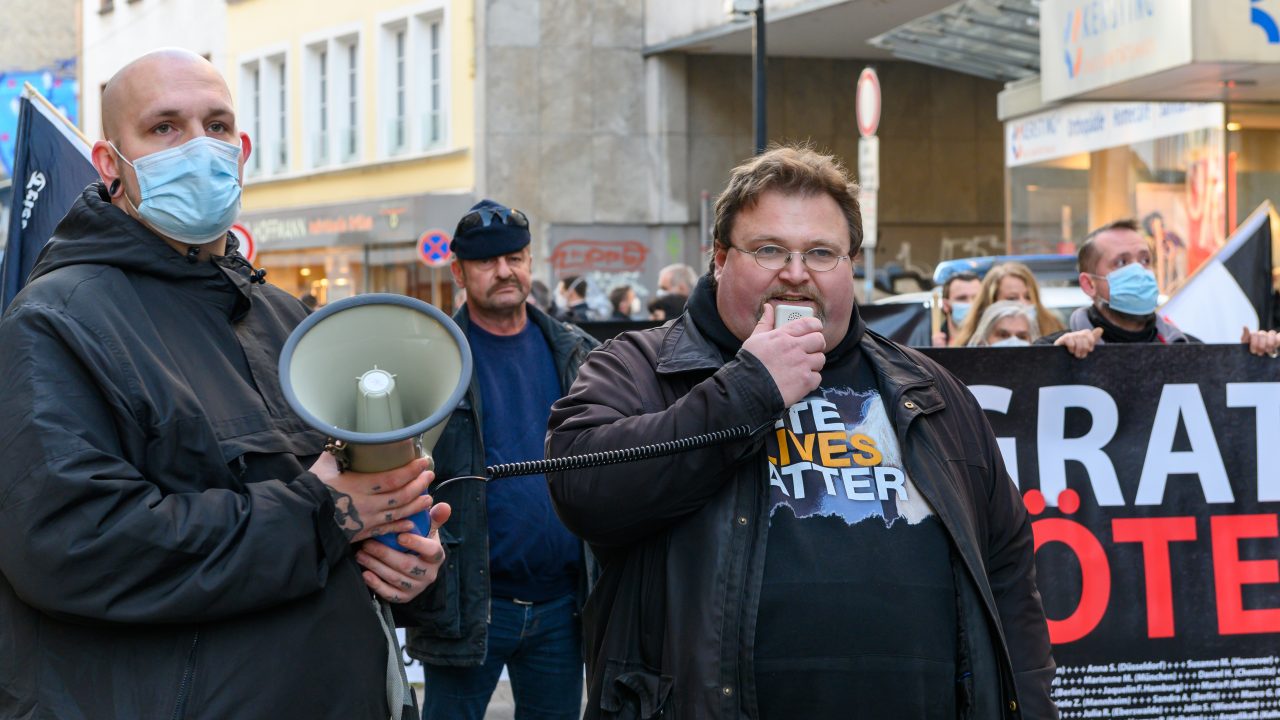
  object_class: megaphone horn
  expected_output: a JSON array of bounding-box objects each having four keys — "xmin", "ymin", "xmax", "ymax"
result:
[{"xmin": 279, "ymin": 293, "xmax": 472, "ymax": 551}]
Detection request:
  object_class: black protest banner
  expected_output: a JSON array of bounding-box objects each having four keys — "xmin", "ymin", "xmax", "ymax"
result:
[{"xmin": 923, "ymin": 344, "xmax": 1280, "ymax": 720}]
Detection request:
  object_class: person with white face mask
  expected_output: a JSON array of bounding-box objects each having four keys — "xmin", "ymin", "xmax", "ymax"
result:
[
  {"xmin": 0, "ymin": 49, "xmax": 449, "ymax": 720},
  {"xmin": 966, "ymin": 301, "xmax": 1039, "ymax": 348},
  {"xmin": 1037, "ymin": 219, "xmax": 1280, "ymax": 359},
  {"xmin": 609, "ymin": 284, "xmax": 640, "ymax": 320}
]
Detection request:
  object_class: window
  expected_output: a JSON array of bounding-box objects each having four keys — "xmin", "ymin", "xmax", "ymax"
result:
[
  {"xmin": 241, "ymin": 64, "xmax": 263, "ymax": 176},
  {"xmin": 426, "ymin": 21, "xmax": 442, "ymax": 148},
  {"xmin": 305, "ymin": 42, "xmax": 329, "ymax": 167},
  {"xmin": 392, "ymin": 26, "xmax": 407, "ymax": 155},
  {"xmin": 317, "ymin": 49, "xmax": 328, "ymax": 164},
  {"xmin": 276, "ymin": 60, "xmax": 288, "ymax": 172},
  {"xmin": 304, "ymin": 30, "xmax": 361, "ymax": 168},
  {"xmin": 378, "ymin": 6, "xmax": 448, "ymax": 158},
  {"xmin": 239, "ymin": 50, "xmax": 289, "ymax": 177},
  {"xmin": 344, "ymin": 42, "xmax": 359, "ymax": 162}
]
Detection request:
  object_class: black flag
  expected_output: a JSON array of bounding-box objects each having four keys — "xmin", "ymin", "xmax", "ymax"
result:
[
  {"xmin": 1160, "ymin": 202, "xmax": 1276, "ymax": 341},
  {"xmin": 1, "ymin": 89, "xmax": 97, "ymax": 313}
]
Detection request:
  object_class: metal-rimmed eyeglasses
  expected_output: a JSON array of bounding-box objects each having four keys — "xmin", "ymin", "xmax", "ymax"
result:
[
  {"xmin": 456, "ymin": 206, "xmax": 530, "ymax": 234},
  {"xmin": 731, "ymin": 244, "xmax": 849, "ymax": 272}
]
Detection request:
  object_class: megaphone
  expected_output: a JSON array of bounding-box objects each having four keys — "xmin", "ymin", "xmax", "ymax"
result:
[{"xmin": 279, "ymin": 293, "xmax": 472, "ymax": 551}]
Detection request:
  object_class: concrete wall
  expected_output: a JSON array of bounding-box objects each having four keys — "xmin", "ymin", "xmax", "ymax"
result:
[
  {"xmin": 480, "ymin": 0, "xmax": 704, "ymax": 296},
  {"xmin": 682, "ymin": 55, "xmax": 1007, "ymax": 274},
  {"xmin": 483, "ymin": 0, "xmax": 1005, "ymax": 294},
  {"xmin": 0, "ymin": 0, "xmax": 77, "ymax": 70}
]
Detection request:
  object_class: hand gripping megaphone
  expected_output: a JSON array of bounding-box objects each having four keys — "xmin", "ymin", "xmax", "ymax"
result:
[{"xmin": 279, "ymin": 293, "xmax": 472, "ymax": 551}]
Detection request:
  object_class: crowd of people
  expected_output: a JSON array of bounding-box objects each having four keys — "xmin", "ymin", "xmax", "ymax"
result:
[
  {"xmin": 932, "ymin": 224, "xmax": 1279, "ymax": 358},
  {"xmin": 5, "ymin": 47, "xmax": 1280, "ymax": 720},
  {"xmin": 541, "ymin": 262, "xmax": 698, "ymax": 325}
]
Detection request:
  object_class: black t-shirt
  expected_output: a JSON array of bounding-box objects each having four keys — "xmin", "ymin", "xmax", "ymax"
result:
[{"xmin": 753, "ymin": 348, "xmax": 959, "ymax": 719}]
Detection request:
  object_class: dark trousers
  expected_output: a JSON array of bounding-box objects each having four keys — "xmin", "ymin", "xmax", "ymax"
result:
[{"xmin": 420, "ymin": 594, "xmax": 583, "ymax": 720}]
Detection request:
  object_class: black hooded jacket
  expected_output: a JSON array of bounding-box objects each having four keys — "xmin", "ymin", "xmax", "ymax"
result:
[{"xmin": 0, "ymin": 184, "xmax": 395, "ymax": 719}]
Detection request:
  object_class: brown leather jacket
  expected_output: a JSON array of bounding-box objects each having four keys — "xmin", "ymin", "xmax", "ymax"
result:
[{"xmin": 547, "ymin": 311, "xmax": 1057, "ymax": 720}]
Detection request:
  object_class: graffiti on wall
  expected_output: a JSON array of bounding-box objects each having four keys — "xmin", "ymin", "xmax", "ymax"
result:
[{"xmin": 550, "ymin": 239, "xmax": 648, "ymax": 275}]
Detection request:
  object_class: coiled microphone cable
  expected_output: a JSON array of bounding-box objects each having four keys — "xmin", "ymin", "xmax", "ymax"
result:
[{"xmin": 428, "ymin": 422, "xmax": 766, "ymax": 494}]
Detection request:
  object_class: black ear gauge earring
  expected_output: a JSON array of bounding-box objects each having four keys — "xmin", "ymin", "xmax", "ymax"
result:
[{"xmin": 109, "ymin": 179, "xmax": 121, "ymax": 196}]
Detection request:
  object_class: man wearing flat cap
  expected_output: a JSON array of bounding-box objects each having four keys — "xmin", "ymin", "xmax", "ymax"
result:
[{"xmin": 402, "ymin": 200, "xmax": 598, "ymax": 719}]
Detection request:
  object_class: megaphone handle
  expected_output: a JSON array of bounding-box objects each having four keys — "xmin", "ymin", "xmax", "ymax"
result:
[{"xmin": 427, "ymin": 422, "xmax": 764, "ymax": 495}]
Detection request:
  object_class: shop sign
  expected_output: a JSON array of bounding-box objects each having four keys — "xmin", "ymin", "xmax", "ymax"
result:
[
  {"xmin": 1194, "ymin": 0, "xmax": 1280, "ymax": 62},
  {"xmin": 1005, "ymin": 101, "xmax": 1223, "ymax": 168},
  {"xmin": 237, "ymin": 193, "xmax": 474, "ymax": 251},
  {"xmin": 1040, "ymin": 0, "xmax": 1193, "ymax": 103}
]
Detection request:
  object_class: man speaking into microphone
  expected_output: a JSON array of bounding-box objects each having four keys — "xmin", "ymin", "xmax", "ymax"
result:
[{"xmin": 547, "ymin": 145, "xmax": 1057, "ymax": 720}]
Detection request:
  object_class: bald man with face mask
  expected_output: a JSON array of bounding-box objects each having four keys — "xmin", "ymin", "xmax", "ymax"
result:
[{"xmin": 0, "ymin": 49, "xmax": 446, "ymax": 719}]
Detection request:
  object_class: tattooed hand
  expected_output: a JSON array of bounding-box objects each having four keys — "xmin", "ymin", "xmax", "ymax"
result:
[
  {"xmin": 356, "ymin": 502, "xmax": 453, "ymax": 603},
  {"xmin": 311, "ymin": 451, "xmax": 434, "ymax": 544}
]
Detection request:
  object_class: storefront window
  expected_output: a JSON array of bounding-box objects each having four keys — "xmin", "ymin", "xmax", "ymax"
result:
[
  {"xmin": 258, "ymin": 242, "xmax": 456, "ymax": 312},
  {"xmin": 1006, "ymin": 102, "xmax": 1226, "ymax": 293},
  {"xmin": 1227, "ymin": 103, "xmax": 1280, "ymax": 231}
]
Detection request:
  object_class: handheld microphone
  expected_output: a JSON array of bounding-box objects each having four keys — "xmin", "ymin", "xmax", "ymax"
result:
[{"xmin": 774, "ymin": 304, "xmax": 816, "ymax": 329}]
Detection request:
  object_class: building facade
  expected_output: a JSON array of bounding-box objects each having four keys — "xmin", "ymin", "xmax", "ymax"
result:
[
  {"xmin": 0, "ymin": 0, "xmax": 79, "ymax": 250},
  {"xmin": 75, "ymin": 0, "xmax": 1041, "ymax": 307},
  {"xmin": 999, "ymin": 0, "xmax": 1280, "ymax": 293},
  {"xmin": 81, "ymin": 0, "xmax": 229, "ymax": 141},
  {"xmin": 225, "ymin": 0, "xmax": 475, "ymax": 309}
]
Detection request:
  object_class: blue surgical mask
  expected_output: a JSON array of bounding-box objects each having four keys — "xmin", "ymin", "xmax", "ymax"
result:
[
  {"xmin": 950, "ymin": 301, "xmax": 971, "ymax": 324},
  {"xmin": 1101, "ymin": 262, "xmax": 1159, "ymax": 316},
  {"xmin": 111, "ymin": 137, "xmax": 243, "ymax": 245},
  {"xmin": 990, "ymin": 336, "xmax": 1029, "ymax": 348}
]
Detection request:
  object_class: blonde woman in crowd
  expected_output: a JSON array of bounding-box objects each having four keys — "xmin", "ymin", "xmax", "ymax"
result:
[{"xmin": 953, "ymin": 261, "xmax": 1065, "ymax": 346}]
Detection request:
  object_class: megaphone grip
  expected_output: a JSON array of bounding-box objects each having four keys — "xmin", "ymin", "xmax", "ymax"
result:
[{"xmin": 373, "ymin": 508, "xmax": 432, "ymax": 553}]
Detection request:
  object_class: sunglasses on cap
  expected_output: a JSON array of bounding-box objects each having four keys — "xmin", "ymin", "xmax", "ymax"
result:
[{"xmin": 457, "ymin": 206, "xmax": 530, "ymax": 234}]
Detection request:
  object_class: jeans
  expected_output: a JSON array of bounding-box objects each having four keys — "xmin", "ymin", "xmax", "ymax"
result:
[{"xmin": 420, "ymin": 594, "xmax": 583, "ymax": 720}]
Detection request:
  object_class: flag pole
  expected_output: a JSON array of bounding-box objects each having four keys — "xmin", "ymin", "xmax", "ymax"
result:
[{"xmin": 22, "ymin": 81, "xmax": 92, "ymax": 149}]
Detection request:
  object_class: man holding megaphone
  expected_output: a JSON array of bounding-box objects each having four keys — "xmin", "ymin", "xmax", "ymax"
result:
[{"xmin": 0, "ymin": 49, "xmax": 446, "ymax": 720}]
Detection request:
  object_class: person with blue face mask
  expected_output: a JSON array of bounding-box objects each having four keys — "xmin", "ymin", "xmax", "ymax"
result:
[
  {"xmin": 0, "ymin": 49, "xmax": 448, "ymax": 720},
  {"xmin": 932, "ymin": 270, "xmax": 981, "ymax": 347},
  {"xmin": 1036, "ymin": 219, "xmax": 1280, "ymax": 358}
]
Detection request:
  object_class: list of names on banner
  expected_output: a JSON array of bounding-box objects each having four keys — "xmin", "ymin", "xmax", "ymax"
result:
[{"xmin": 1053, "ymin": 657, "xmax": 1280, "ymax": 718}]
